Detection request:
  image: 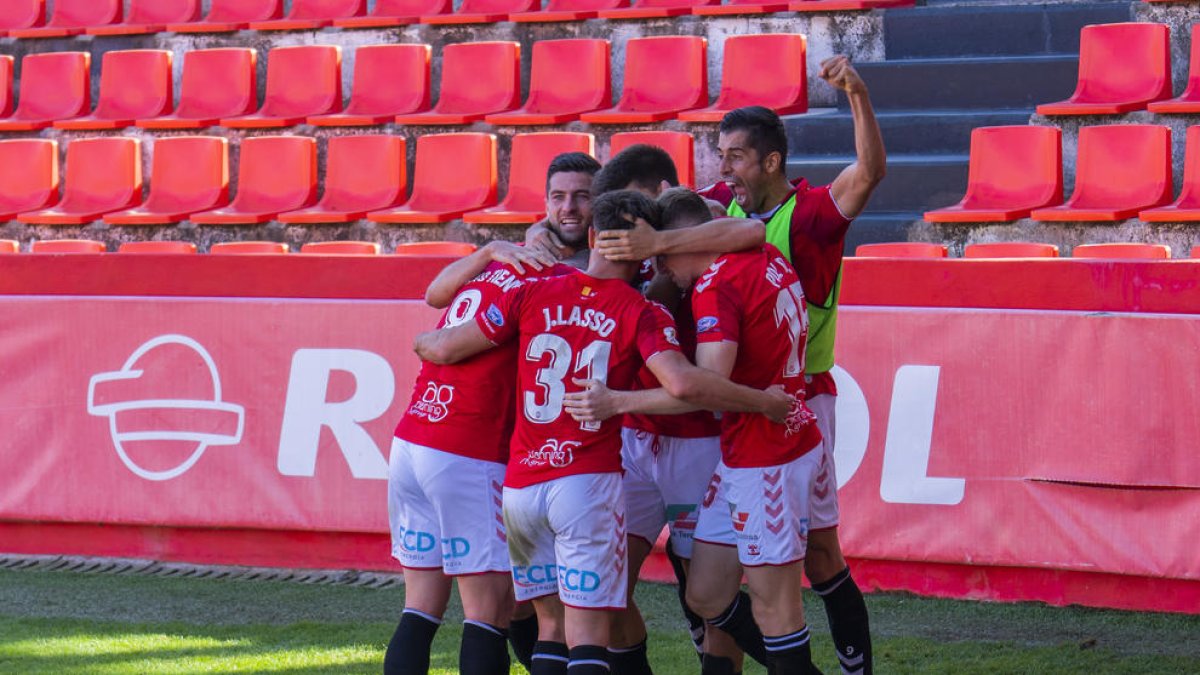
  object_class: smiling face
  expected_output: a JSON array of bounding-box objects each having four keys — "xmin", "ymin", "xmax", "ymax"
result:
[
  {"xmin": 545, "ymin": 170, "xmax": 594, "ymax": 249},
  {"xmin": 717, "ymin": 129, "xmax": 781, "ymax": 215}
]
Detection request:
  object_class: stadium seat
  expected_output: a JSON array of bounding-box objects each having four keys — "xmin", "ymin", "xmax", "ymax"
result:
[
  {"xmin": 787, "ymin": 0, "xmax": 913, "ymax": 11},
  {"xmin": 610, "ymin": 131, "xmax": 695, "ymax": 188},
  {"xmin": 485, "ymin": 40, "xmax": 610, "ymax": 125},
  {"xmin": 0, "ymin": 56, "xmax": 13, "ymax": 117},
  {"xmin": 222, "ymin": 46, "xmax": 342, "ymax": 128},
  {"xmin": 210, "ymin": 241, "xmax": 289, "ymax": 254},
  {"xmin": 137, "ymin": 49, "xmax": 257, "ymax": 130},
  {"xmin": 423, "ymin": 0, "xmax": 537, "ymax": 24},
  {"xmin": 87, "ymin": 0, "xmax": 200, "ymax": 35},
  {"xmin": 300, "ymin": 241, "xmax": 381, "ymax": 255},
  {"xmin": 30, "ymin": 239, "xmax": 107, "ymax": 253},
  {"xmin": 394, "ymin": 42, "xmax": 519, "ymax": 125},
  {"xmin": 169, "ymin": 0, "xmax": 281, "ymax": 32},
  {"xmin": 509, "ymin": 0, "xmax": 627, "ymax": 22},
  {"xmin": 465, "ymin": 132, "xmax": 595, "ymax": 225},
  {"xmin": 308, "ymin": 45, "xmax": 431, "ymax": 126},
  {"xmin": 191, "ymin": 136, "xmax": 317, "ymax": 225},
  {"xmin": 118, "ymin": 241, "xmax": 199, "ymax": 254},
  {"xmin": 0, "ymin": 1, "xmax": 45, "ymax": 35},
  {"xmin": 0, "ymin": 140, "xmax": 58, "ymax": 220},
  {"xmin": 1036, "ymin": 23, "xmax": 1171, "ymax": 115},
  {"xmin": 1032, "ymin": 125, "xmax": 1172, "ymax": 221},
  {"xmin": 278, "ymin": 135, "xmax": 406, "ymax": 223},
  {"xmin": 678, "ymin": 34, "xmax": 807, "ymax": 122},
  {"xmin": 19, "ymin": 138, "xmax": 141, "ymax": 225},
  {"xmin": 1150, "ymin": 25, "xmax": 1200, "ymax": 113},
  {"xmin": 1071, "ymin": 243, "xmax": 1170, "ymax": 259},
  {"xmin": 854, "ymin": 242, "xmax": 949, "ymax": 258},
  {"xmin": 55, "ymin": 50, "xmax": 173, "ymax": 130},
  {"xmin": 0, "ymin": 52, "xmax": 90, "ymax": 131},
  {"xmin": 368, "ymin": 133, "xmax": 497, "ymax": 224},
  {"xmin": 9, "ymin": 0, "xmax": 120, "ymax": 38},
  {"xmin": 599, "ymin": 0, "xmax": 717, "ymax": 19},
  {"xmin": 693, "ymin": 0, "xmax": 787, "ymax": 15},
  {"xmin": 393, "ymin": 241, "xmax": 478, "ymax": 256},
  {"xmin": 963, "ymin": 242, "xmax": 1059, "ymax": 258},
  {"xmin": 581, "ymin": 37, "xmax": 707, "ymax": 123},
  {"xmin": 105, "ymin": 137, "xmax": 229, "ymax": 225},
  {"xmin": 1193, "ymin": 246, "xmax": 1200, "ymax": 259},
  {"xmin": 925, "ymin": 126, "xmax": 1063, "ymax": 222},
  {"xmin": 251, "ymin": 0, "xmax": 365, "ymax": 30},
  {"xmin": 335, "ymin": 0, "xmax": 450, "ymax": 26},
  {"xmin": 1142, "ymin": 126, "xmax": 1200, "ymax": 222},
  {"xmin": 0, "ymin": 240, "xmax": 17, "ymax": 254}
]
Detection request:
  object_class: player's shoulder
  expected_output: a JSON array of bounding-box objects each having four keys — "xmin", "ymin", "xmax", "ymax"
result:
[{"xmin": 696, "ymin": 181, "xmax": 735, "ymax": 208}]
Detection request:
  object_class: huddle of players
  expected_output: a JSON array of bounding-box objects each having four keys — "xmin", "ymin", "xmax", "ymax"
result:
[{"xmin": 386, "ymin": 55, "xmax": 885, "ymax": 675}]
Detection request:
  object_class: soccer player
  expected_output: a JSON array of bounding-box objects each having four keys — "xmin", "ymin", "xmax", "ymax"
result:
[{"xmin": 414, "ymin": 190, "xmax": 794, "ymax": 675}]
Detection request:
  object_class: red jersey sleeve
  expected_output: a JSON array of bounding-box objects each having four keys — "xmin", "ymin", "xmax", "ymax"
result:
[
  {"xmin": 794, "ymin": 182, "xmax": 852, "ymax": 247},
  {"xmin": 697, "ymin": 181, "xmax": 735, "ymax": 209},
  {"xmin": 691, "ymin": 261, "xmax": 743, "ymax": 345},
  {"xmin": 475, "ymin": 280, "xmax": 525, "ymax": 345},
  {"xmin": 635, "ymin": 301, "xmax": 683, "ymax": 363}
]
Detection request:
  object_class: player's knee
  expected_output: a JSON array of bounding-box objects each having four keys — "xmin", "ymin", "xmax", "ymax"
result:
[{"xmin": 686, "ymin": 583, "xmax": 726, "ymax": 620}]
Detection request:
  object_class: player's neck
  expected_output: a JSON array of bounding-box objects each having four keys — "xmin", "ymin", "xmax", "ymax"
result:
[
  {"xmin": 585, "ymin": 252, "xmax": 637, "ymax": 281},
  {"xmin": 756, "ymin": 175, "xmax": 794, "ymax": 215},
  {"xmin": 560, "ymin": 247, "xmax": 590, "ymax": 271}
]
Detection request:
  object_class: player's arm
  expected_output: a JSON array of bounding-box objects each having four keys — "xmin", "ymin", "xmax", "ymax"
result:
[
  {"xmin": 824, "ymin": 55, "xmax": 886, "ymax": 220},
  {"xmin": 425, "ymin": 240, "xmax": 555, "ymax": 309},
  {"xmin": 596, "ymin": 217, "xmax": 764, "ymax": 262},
  {"xmin": 524, "ymin": 218, "xmax": 571, "ymax": 261},
  {"xmin": 413, "ymin": 322, "xmax": 496, "ymax": 365}
]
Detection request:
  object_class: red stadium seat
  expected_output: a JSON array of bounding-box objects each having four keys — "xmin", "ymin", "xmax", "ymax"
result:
[
  {"xmin": 19, "ymin": 138, "xmax": 141, "ymax": 225},
  {"xmin": 191, "ymin": 136, "xmax": 317, "ymax": 225},
  {"xmin": 465, "ymin": 132, "xmax": 595, "ymax": 225},
  {"xmin": 252, "ymin": 0, "xmax": 365, "ymax": 30},
  {"xmin": 169, "ymin": 0, "xmax": 281, "ymax": 32},
  {"xmin": 693, "ymin": 0, "xmax": 787, "ymax": 15},
  {"xmin": 1193, "ymin": 246, "xmax": 1200, "ymax": 259},
  {"xmin": 422, "ymin": 0, "xmax": 537, "ymax": 24},
  {"xmin": 9, "ymin": 0, "xmax": 120, "ymax": 38},
  {"xmin": 369, "ymin": 133, "xmax": 497, "ymax": 224},
  {"xmin": 509, "ymin": 0, "xmax": 627, "ymax": 22},
  {"xmin": 1032, "ymin": 125, "xmax": 1171, "ymax": 222},
  {"xmin": 599, "ymin": 0, "xmax": 717, "ymax": 19},
  {"xmin": 963, "ymin": 242, "xmax": 1059, "ymax": 259},
  {"xmin": 0, "ymin": 1, "xmax": 45, "ymax": 35},
  {"xmin": 309, "ymin": 45, "xmax": 431, "ymax": 126},
  {"xmin": 394, "ymin": 42, "xmax": 519, "ymax": 125},
  {"xmin": 581, "ymin": 37, "xmax": 707, "ymax": 124},
  {"xmin": 1150, "ymin": 25, "xmax": 1200, "ymax": 113},
  {"xmin": 222, "ymin": 46, "xmax": 342, "ymax": 128},
  {"xmin": 787, "ymin": 0, "xmax": 912, "ymax": 11},
  {"xmin": 0, "ymin": 56, "xmax": 13, "ymax": 117},
  {"xmin": 1036, "ymin": 23, "xmax": 1171, "ymax": 115},
  {"xmin": 610, "ymin": 131, "xmax": 695, "ymax": 188},
  {"xmin": 854, "ymin": 242, "xmax": 949, "ymax": 258},
  {"xmin": 300, "ymin": 241, "xmax": 381, "ymax": 255},
  {"xmin": 137, "ymin": 49, "xmax": 257, "ymax": 130},
  {"xmin": 210, "ymin": 241, "xmax": 289, "ymax": 254},
  {"xmin": 335, "ymin": 0, "xmax": 449, "ymax": 26},
  {"xmin": 925, "ymin": 126, "xmax": 1063, "ymax": 222},
  {"xmin": 485, "ymin": 40, "xmax": 610, "ymax": 125},
  {"xmin": 393, "ymin": 241, "xmax": 478, "ymax": 257},
  {"xmin": 1071, "ymin": 243, "xmax": 1170, "ymax": 259},
  {"xmin": 30, "ymin": 239, "xmax": 107, "ymax": 253},
  {"xmin": 55, "ymin": 50, "xmax": 173, "ymax": 130},
  {"xmin": 279, "ymin": 135, "xmax": 406, "ymax": 223},
  {"xmin": 1142, "ymin": 126, "xmax": 1200, "ymax": 222},
  {"xmin": 0, "ymin": 140, "xmax": 58, "ymax": 220},
  {"xmin": 118, "ymin": 241, "xmax": 199, "ymax": 254},
  {"xmin": 0, "ymin": 52, "xmax": 90, "ymax": 131},
  {"xmin": 87, "ymin": 0, "xmax": 200, "ymax": 35},
  {"xmin": 679, "ymin": 34, "xmax": 807, "ymax": 122},
  {"xmin": 106, "ymin": 137, "xmax": 229, "ymax": 225},
  {"xmin": 0, "ymin": 240, "xmax": 17, "ymax": 254}
]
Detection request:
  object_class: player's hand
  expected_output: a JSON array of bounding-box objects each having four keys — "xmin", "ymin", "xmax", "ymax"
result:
[
  {"xmin": 762, "ymin": 385, "xmax": 796, "ymax": 425},
  {"xmin": 485, "ymin": 240, "xmax": 554, "ymax": 275},
  {"xmin": 564, "ymin": 378, "xmax": 621, "ymax": 423},
  {"xmin": 819, "ymin": 55, "xmax": 867, "ymax": 96},
  {"xmin": 525, "ymin": 219, "xmax": 570, "ymax": 261},
  {"xmin": 596, "ymin": 217, "xmax": 661, "ymax": 262}
]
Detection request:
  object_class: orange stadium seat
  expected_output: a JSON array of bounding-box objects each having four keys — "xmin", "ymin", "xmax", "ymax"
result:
[
  {"xmin": 19, "ymin": 138, "xmax": 141, "ymax": 225},
  {"xmin": 925, "ymin": 126, "xmax": 1063, "ymax": 222},
  {"xmin": 309, "ymin": 45, "xmax": 431, "ymax": 126},
  {"xmin": 679, "ymin": 34, "xmax": 807, "ymax": 121},
  {"xmin": 0, "ymin": 1, "xmax": 45, "ymax": 34},
  {"xmin": 1032, "ymin": 125, "xmax": 1172, "ymax": 221},
  {"xmin": 30, "ymin": 239, "xmax": 106, "ymax": 253},
  {"xmin": 106, "ymin": 137, "xmax": 229, "ymax": 225},
  {"xmin": 191, "ymin": 136, "xmax": 317, "ymax": 225},
  {"xmin": 465, "ymin": 132, "xmax": 595, "ymax": 225},
  {"xmin": 486, "ymin": 40, "xmax": 610, "ymax": 125},
  {"xmin": 369, "ymin": 133, "xmax": 497, "ymax": 224},
  {"xmin": 118, "ymin": 241, "xmax": 199, "ymax": 254},
  {"xmin": 137, "ymin": 49, "xmax": 257, "ymax": 130},
  {"xmin": 423, "ymin": 0, "xmax": 537, "ymax": 24},
  {"xmin": 600, "ymin": 0, "xmax": 717, "ymax": 19},
  {"xmin": 788, "ymin": 0, "xmax": 913, "ymax": 11},
  {"xmin": 0, "ymin": 52, "xmax": 90, "ymax": 131},
  {"xmin": 55, "ymin": 50, "xmax": 173, "ymax": 130},
  {"xmin": 335, "ymin": 0, "xmax": 450, "ymax": 26},
  {"xmin": 222, "ymin": 46, "xmax": 342, "ymax": 128},
  {"xmin": 509, "ymin": 0, "xmax": 627, "ymax": 21},
  {"xmin": 855, "ymin": 243, "xmax": 949, "ymax": 258},
  {"xmin": 1142, "ymin": 126, "xmax": 1200, "ymax": 222},
  {"xmin": 582, "ymin": 37, "xmax": 707, "ymax": 124},
  {"xmin": 394, "ymin": 42, "xmax": 519, "ymax": 125},
  {"xmin": 0, "ymin": 56, "xmax": 13, "ymax": 117},
  {"xmin": 610, "ymin": 131, "xmax": 695, "ymax": 188},
  {"xmin": 1071, "ymin": 243, "xmax": 1171, "ymax": 259},
  {"xmin": 0, "ymin": 140, "xmax": 58, "ymax": 219},
  {"xmin": 0, "ymin": 240, "xmax": 17, "ymax": 253},
  {"xmin": 1036, "ymin": 23, "xmax": 1171, "ymax": 115},
  {"xmin": 963, "ymin": 242, "xmax": 1059, "ymax": 259},
  {"xmin": 170, "ymin": 0, "xmax": 281, "ymax": 32},
  {"xmin": 1150, "ymin": 25, "xmax": 1200, "ymax": 113},
  {"xmin": 252, "ymin": 0, "xmax": 365, "ymax": 30},
  {"xmin": 210, "ymin": 241, "xmax": 290, "ymax": 254},
  {"xmin": 393, "ymin": 242, "xmax": 478, "ymax": 257},
  {"xmin": 10, "ymin": 0, "xmax": 120, "ymax": 38},
  {"xmin": 693, "ymin": 0, "xmax": 787, "ymax": 15},
  {"xmin": 300, "ymin": 241, "xmax": 381, "ymax": 255},
  {"xmin": 87, "ymin": 0, "xmax": 200, "ymax": 35},
  {"xmin": 279, "ymin": 135, "xmax": 406, "ymax": 223}
]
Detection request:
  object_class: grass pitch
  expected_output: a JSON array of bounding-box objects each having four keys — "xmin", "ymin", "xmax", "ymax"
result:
[{"xmin": 1, "ymin": 565, "xmax": 1198, "ymax": 673}]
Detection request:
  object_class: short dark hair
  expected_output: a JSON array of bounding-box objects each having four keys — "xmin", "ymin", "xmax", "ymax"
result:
[
  {"xmin": 545, "ymin": 152, "xmax": 601, "ymax": 193},
  {"xmin": 591, "ymin": 190, "xmax": 662, "ymax": 233},
  {"xmin": 719, "ymin": 106, "xmax": 789, "ymax": 169},
  {"xmin": 657, "ymin": 187, "xmax": 711, "ymax": 230},
  {"xmin": 592, "ymin": 144, "xmax": 679, "ymax": 195}
]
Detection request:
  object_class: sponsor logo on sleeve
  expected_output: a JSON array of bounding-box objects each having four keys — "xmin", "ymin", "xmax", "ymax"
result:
[
  {"xmin": 485, "ymin": 304, "xmax": 504, "ymax": 327},
  {"xmin": 697, "ymin": 316, "xmax": 719, "ymax": 334},
  {"xmin": 663, "ymin": 327, "xmax": 679, "ymax": 346}
]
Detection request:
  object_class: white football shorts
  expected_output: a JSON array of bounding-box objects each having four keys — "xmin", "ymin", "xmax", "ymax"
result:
[
  {"xmin": 621, "ymin": 428, "xmax": 721, "ymax": 559},
  {"xmin": 807, "ymin": 393, "xmax": 840, "ymax": 530}
]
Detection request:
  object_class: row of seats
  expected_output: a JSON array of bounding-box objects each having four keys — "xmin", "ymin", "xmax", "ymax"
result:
[
  {"xmin": 0, "ymin": 239, "xmax": 477, "ymax": 255},
  {"xmin": 0, "ymin": 0, "xmax": 909, "ymax": 37},
  {"xmin": 0, "ymin": 36, "xmax": 806, "ymax": 131},
  {"xmin": 855, "ymin": 242, "xmax": 1185, "ymax": 259},
  {"xmin": 0, "ymin": 130, "xmax": 691, "ymax": 226}
]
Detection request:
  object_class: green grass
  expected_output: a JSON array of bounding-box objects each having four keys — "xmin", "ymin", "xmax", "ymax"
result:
[{"xmin": 0, "ymin": 566, "xmax": 1198, "ymax": 673}]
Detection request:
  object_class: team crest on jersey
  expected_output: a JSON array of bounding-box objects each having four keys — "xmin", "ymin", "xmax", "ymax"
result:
[
  {"xmin": 697, "ymin": 316, "xmax": 719, "ymax": 334},
  {"xmin": 410, "ymin": 382, "xmax": 455, "ymax": 423},
  {"xmin": 663, "ymin": 327, "xmax": 679, "ymax": 346},
  {"xmin": 485, "ymin": 304, "xmax": 504, "ymax": 327},
  {"xmin": 521, "ymin": 438, "xmax": 580, "ymax": 468}
]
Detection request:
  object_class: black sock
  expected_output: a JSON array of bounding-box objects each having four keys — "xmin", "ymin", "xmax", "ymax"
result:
[
  {"xmin": 700, "ymin": 654, "xmax": 738, "ymax": 675},
  {"xmin": 666, "ymin": 540, "xmax": 704, "ymax": 661},
  {"xmin": 383, "ymin": 609, "xmax": 442, "ymax": 675},
  {"xmin": 568, "ymin": 644, "xmax": 610, "ymax": 674},
  {"xmin": 531, "ymin": 640, "xmax": 570, "ymax": 675},
  {"xmin": 460, "ymin": 621, "xmax": 511, "ymax": 675},
  {"xmin": 509, "ymin": 614, "xmax": 539, "ymax": 671},
  {"xmin": 813, "ymin": 567, "xmax": 872, "ymax": 675},
  {"xmin": 608, "ymin": 639, "xmax": 652, "ymax": 675},
  {"xmin": 764, "ymin": 626, "xmax": 822, "ymax": 675},
  {"xmin": 706, "ymin": 591, "xmax": 767, "ymax": 666}
]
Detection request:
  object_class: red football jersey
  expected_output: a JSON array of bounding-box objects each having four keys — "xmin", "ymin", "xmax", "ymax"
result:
[
  {"xmin": 691, "ymin": 246, "xmax": 823, "ymax": 468},
  {"xmin": 477, "ymin": 270, "xmax": 683, "ymax": 488},
  {"xmin": 395, "ymin": 262, "xmax": 573, "ymax": 463}
]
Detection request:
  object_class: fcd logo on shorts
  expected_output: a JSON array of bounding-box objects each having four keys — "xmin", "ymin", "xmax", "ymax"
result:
[{"xmin": 521, "ymin": 438, "xmax": 579, "ymax": 468}]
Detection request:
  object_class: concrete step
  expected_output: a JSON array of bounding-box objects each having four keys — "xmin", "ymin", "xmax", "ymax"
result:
[
  {"xmin": 849, "ymin": 55, "xmax": 1079, "ymax": 110},
  {"xmin": 788, "ymin": 154, "xmax": 968, "ymax": 213},
  {"xmin": 844, "ymin": 212, "xmax": 926, "ymax": 252},
  {"xmin": 785, "ymin": 109, "xmax": 1032, "ymax": 156}
]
